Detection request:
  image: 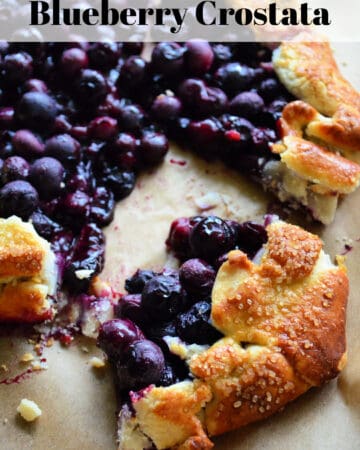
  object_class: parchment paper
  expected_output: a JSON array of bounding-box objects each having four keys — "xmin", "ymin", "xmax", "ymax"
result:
[{"xmin": 1, "ymin": 43, "xmax": 360, "ymax": 450}]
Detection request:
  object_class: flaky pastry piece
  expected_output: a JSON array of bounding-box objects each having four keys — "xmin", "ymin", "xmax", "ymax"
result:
[
  {"xmin": 118, "ymin": 221, "xmax": 348, "ymax": 449},
  {"xmin": 0, "ymin": 216, "xmax": 57, "ymax": 322}
]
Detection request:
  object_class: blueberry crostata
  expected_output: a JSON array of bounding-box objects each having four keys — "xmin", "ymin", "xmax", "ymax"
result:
[
  {"xmin": 97, "ymin": 214, "xmax": 348, "ymax": 450},
  {"xmin": 0, "ymin": 37, "xmax": 356, "ymax": 448}
]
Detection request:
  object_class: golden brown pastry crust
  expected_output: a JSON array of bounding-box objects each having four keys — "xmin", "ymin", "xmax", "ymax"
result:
[
  {"xmin": 273, "ymin": 39, "xmax": 360, "ymax": 116},
  {"xmin": 0, "ymin": 216, "xmax": 57, "ymax": 323},
  {"xmin": 120, "ymin": 222, "xmax": 348, "ymax": 449}
]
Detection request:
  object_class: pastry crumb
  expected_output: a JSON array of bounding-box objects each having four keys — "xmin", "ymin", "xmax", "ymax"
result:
[
  {"xmin": 89, "ymin": 356, "xmax": 106, "ymax": 368},
  {"xmin": 20, "ymin": 353, "xmax": 34, "ymax": 363},
  {"xmin": 1, "ymin": 364, "xmax": 8, "ymax": 372},
  {"xmin": 75, "ymin": 269, "xmax": 94, "ymax": 280},
  {"xmin": 17, "ymin": 399, "xmax": 42, "ymax": 422},
  {"xmin": 81, "ymin": 346, "xmax": 89, "ymax": 353},
  {"xmin": 31, "ymin": 360, "xmax": 48, "ymax": 371},
  {"xmin": 3, "ymin": 418, "xmax": 8, "ymax": 425}
]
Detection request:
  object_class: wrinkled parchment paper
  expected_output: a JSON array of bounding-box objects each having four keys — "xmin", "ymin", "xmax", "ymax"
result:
[{"xmin": 1, "ymin": 43, "xmax": 360, "ymax": 450}]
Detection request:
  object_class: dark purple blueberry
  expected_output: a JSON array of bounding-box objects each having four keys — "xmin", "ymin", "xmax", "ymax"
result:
[
  {"xmin": 29, "ymin": 157, "xmax": 64, "ymax": 200},
  {"xmin": 97, "ymin": 318, "xmax": 144, "ymax": 360},
  {"xmin": 2, "ymin": 52, "xmax": 33, "ymax": 85},
  {"xmin": 185, "ymin": 40, "xmax": 214, "ymax": 75},
  {"xmin": 178, "ymin": 78, "xmax": 228, "ymax": 117},
  {"xmin": 12, "ymin": 129, "xmax": 44, "ymax": 157},
  {"xmin": 212, "ymin": 44, "xmax": 233, "ymax": 65},
  {"xmin": 195, "ymin": 86, "xmax": 228, "ymax": 117},
  {"xmin": 178, "ymin": 78, "xmax": 206, "ymax": 105},
  {"xmin": 87, "ymin": 43, "xmax": 121, "ymax": 69},
  {"xmin": 251, "ymin": 127, "xmax": 277, "ymax": 152},
  {"xmin": 165, "ymin": 216, "xmax": 203, "ymax": 259},
  {"xmin": 118, "ymin": 56, "xmax": 147, "ymax": 88},
  {"xmin": 0, "ymin": 131, "xmax": 15, "ymax": 158},
  {"xmin": 116, "ymin": 339, "xmax": 165, "ymax": 390},
  {"xmin": 138, "ymin": 132, "xmax": 169, "ymax": 166},
  {"xmin": 215, "ymin": 63, "xmax": 255, "ymax": 94},
  {"xmin": 118, "ymin": 104, "xmax": 144, "ymax": 131},
  {"xmin": 1, "ymin": 156, "xmax": 29, "ymax": 184},
  {"xmin": 60, "ymin": 47, "xmax": 89, "ymax": 76},
  {"xmin": 189, "ymin": 216, "xmax": 235, "ymax": 261},
  {"xmin": 213, "ymin": 252, "xmax": 229, "ymax": 270},
  {"xmin": 176, "ymin": 301, "xmax": 222, "ymax": 345},
  {"xmin": 88, "ymin": 116, "xmax": 118, "ymax": 140},
  {"xmin": 151, "ymin": 42, "xmax": 185, "ymax": 75},
  {"xmin": 188, "ymin": 118, "xmax": 221, "ymax": 144},
  {"xmin": 265, "ymin": 99, "xmax": 288, "ymax": 122},
  {"xmin": 230, "ymin": 91, "xmax": 265, "ymax": 118},
  {"xmin": 89, "ymin": 186, "xmax": 115, "ymax": 226},
  {"xmin": 122, "ymin": 42, "xmax": 144, "ymax": 55},
  {"xmin": 64, "ymin": 223, "xmax": 105, "ymax": 292},
  {"xmin": 179, "ymin": 258, "xmax": 216, "ymax": 297},
  {"xmin": 150, "ymin": 95, "xmax": 182, "ymax": 122},
  {"xmin": 62, "ymin": 190, "xmax": 90, "ymax": 220},
  {"xmin": 236, "ymin": 221, "xmax": 267, "ymax": 257},
  {"xmin": 74, "ymin": 69, "xmax": 107, "ymax": 107},
  {"xmin": 145, "ymin": 321, "xmax": 177, "ymax": 350},
  {"xmin": 141, "ymin": 275, "xmax": 186, "ymax": 321},
  {"xmin": 125, "ymin": 269, "xmax": 157, "ymax": 294},
  {"xmin": 45, "ymin": 134, "xmax": 80, "ymax": 164},
  {"xmin": 115, "ymin": 293, "xmax": 149, "ymax": 328},
  {"xmin": 24, "ymin": 78, "xmax": 48, "ymax": 93},
  {"xmin": 0, "ymin": 107, "xmax": 14, "ymax": 129},
  {"xmin": 103, "ymin": 168, "xmax": 136, "ymax": 201},
  {"xmin": 30, "ymin": 210, "xmax": 61, "ymax": 239},
  {"xmin": 0, "ymin": 180, "xmax": 38, "ymax": 219},
  {"xmin": 259, "ymin": 78, "xmax": 282, "ymax": 102},
  {"xmin": 16, "ymin": 92, "xmax": 57, "ymax": 131}
]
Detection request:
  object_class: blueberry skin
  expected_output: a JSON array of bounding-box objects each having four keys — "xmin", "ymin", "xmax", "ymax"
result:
[
  {"xmin": 97, "ymin": 318, "xmax": 144, "ymax": 361},
  {"xmin": 151, "ymin": 42, "xmax": 185, "ymax": 75},
  {"xmin": 116, "ymin": 339, "xmax": 165, "ymax": 391},
  {"xmin": 189, "ymin": 216, "xmax": 236, "ymax": 261},
  {"xmin": 1, "ymin": 156, "xmax": 29, "ymax": 184},
  {"xmin": 45, "ymin": 134, "xmax": 80, "ymax": 164},
  {"xmin": 29, "ymin": 157, "xmax": 64, "ymax": 200},
  {"xmin": 141, "ymin": 275, "xmax": 186, "ymax": 321},
  {"xmin": 179, "ymin": 258, "xmax": 216, "ymax": 297},
  {"xmin": 16, "ymin": 92, "xmax": 57, "ymax": 131},
  {"xmin": 125, "ymin": 269, "xmax": 157, "ymax": 294},
  {"xmin": 176, "ymin": 301, "xmax": 222, "ymax": 345},
  {"xmin": 0, "ymin": 180, "xmax": 38, "ymax": 219}
]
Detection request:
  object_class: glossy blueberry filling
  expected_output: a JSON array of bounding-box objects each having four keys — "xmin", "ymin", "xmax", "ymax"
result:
[
  {"xmin": 0, "ymin": 42, "xmax": 289, "ymax": 301},
  {"xmin": 98, "ymin": 215, "xmax": 268, "ymax": 394}
]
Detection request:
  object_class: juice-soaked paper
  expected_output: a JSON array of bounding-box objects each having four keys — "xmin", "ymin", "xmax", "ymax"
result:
[{"xmin": 1, "ymin": 43, "xmax": 360, "ymax": 450}]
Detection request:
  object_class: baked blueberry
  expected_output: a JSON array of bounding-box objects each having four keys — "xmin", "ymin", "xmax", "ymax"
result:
[
  {"xmin": 29, "ymin": 157, "xmax": 64, "ymax": 199},
  {"xmin": 151, "ymin": 42, "xmax": 185, "ymax": 75},
  {"xmin": 115, "ymin": 293, "xmax": 149, "ymax": 328},
  {"xmin": 116, "ymin": 339, "xmax": 165, "ymax": 390},
  {"xmin": 151, "ymin": 95, "xmax": 182, "ymax": 122},
  {"xmin": 141, "ymin": 275, "xmax": 186, "ymax": 321},
  {"xmin": 103, "ymin": 168, "xmax": 136, "ymax": 201},
  {"xmin": 74, "ymin": 69, "xmax": 107, "ymax": 107},
  {"xmin": 87, "ymin": 42, "xmax": 121, "ymax": 70},
  {"xmin": 60, "ymin": 47, "xmax": 89, "ymax": 77},
  {"xmin": 16, "ymin": 92, "xmax": 57, "ymax": 130},
  {"xmin": 89, "ymin": 186, "xmax": 115, "ymax": 226},
  {"xmin": 125, "ymin": 269, "xmax": 157, "ymax": 294},
  {"xmin": 24, "ymin": 78, "xmax": 48, "ymax": 93},
  {"xmin": 215, "ymin": 62, "xmax": 255, "ymax": 94},
  {"xmin": 176, "ymin": 301, "xmax": 222, "ymax": 345},
  {"xmin": 88, "ymin": 116, "xmax": 118, "ymax": 140},
  {"xmin": 185, "ymin": 40, "xmax": 214, "ymax": 75},
  {"xmin": 97, "ymin": 318, "xmax": 144, "ymax": 361},
  {"xmin": 118, "ymin": 55, "xmax": 148, "ymax": 88},
  {"xmin": 0, "ymin": 180, "xmax": 38, "ymax": 219},
  {"xmin": 166, "ymin": 216, "xmax": 203, "ymax": 259},
  {"xmin": 138, "ymin": 132, "xmax": 169, "ymax": 166},
  {"xmin": 2, "ymin": 52, "xmax": 33, "ymax": 85},
  {"xmin": 230, "ymin": 91, "xmax": 265, "ymax": 118},
  {"xmin": 12, "ymin": 129, "xmax": 45, "ymax": 157},
  {"xmin": 45, "ymin": 134, "xmax": 80, "ymax": 164},
  {"xmin": 30, "ymin": 210, "xmax": 61, "ymax": 239},
  {"xmin": 118, "ymin": 104, "xmax": 144, "ymax": 131},
  {"xmin": 236, "ymin": 221, "xmax": 267, "ymax": 257},
  {"xmin": 179, "ymin": 259, "xmax": 216, "ymax": 297},
  {"xmin": 189, "ymin": 216, "xmax": 235, "ymax": 261},
  {"xmin": 1, "ymin": 156, "xmax": 29, "ymax": 184}
]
